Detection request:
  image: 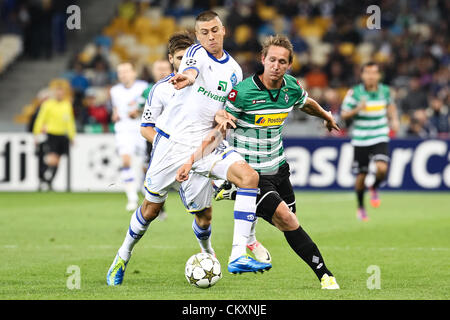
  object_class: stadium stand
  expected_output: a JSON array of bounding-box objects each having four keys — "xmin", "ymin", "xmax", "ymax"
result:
[{"xmin": 3, "ymin": 0, "xmax": 448, "ymax": 138}]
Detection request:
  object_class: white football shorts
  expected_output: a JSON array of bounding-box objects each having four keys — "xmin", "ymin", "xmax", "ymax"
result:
[
  {"xmin": 115, "ymin": 130, "xmax": 147, "ymax": 157},
  {"xmin": 144, "ymin": 128, "xmax": 244, "ymax": 213}
]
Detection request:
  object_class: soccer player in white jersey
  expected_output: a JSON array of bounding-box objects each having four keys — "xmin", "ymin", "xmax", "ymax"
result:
[
  {"xmin": 107, "ymin": 11, "xmax": 271, "ymax": 286},
  {"xmin": 110, "ymin": 62, "xmax": 148, "ymax": 212},
  {"xmin": 140, "ymin": 31, "xmax": 271, "ymax": 264}
]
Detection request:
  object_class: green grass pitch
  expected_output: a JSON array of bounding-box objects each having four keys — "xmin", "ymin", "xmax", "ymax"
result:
[{"xmin": 0, "ymin": 191, "xmax": 448, "ymax": 300}]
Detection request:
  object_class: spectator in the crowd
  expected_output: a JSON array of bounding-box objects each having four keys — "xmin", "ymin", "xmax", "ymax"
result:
[
  {"xmin": 82, "ymin": 88, "xmax": 110, "ymax": 132},
  {"xmin": 427, "ymin": 97, "xmax": 449, "ymax": 138},
  {"xmin": 69, "ymin": 61, "xmax": 90, "ymax": 123},
  {"xmin": 89, "ymin": 60, "xmax": 113, "ymax": 87},
  {"xmin": 326, "ymin": 60, "xmax": 347, "ymax": 88},
  {"xmin": 400, "ymin": 76, "xmax": 429, "ymax": 115},
  {"xmin": 406, "ymin": 109, "xmax": 436, "ymax": 138},
  {"xmin": 70, "ymin": 61, "xmax": 90, "ymax": 94},
  {"xmin": 52, "ymin": 0, "xmax": 70, "ymax": 54},
  {"xmin": 305, "ymin": 64, "xmax": 328, "ymax": 88}
]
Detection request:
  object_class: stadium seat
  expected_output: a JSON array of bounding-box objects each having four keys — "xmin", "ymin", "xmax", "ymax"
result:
[
  {"xmin": 234, "ymin": 25, "xmax": 252, "ymax": 45},
  {"xmin": 178, "ymin": 16, "xmax": 196, "ymax": 31},
  {"xmin": 0, "ymin": 35, "xmax": 22, "ymax": 73},
  {"xmin": 338, "ymin": 42, "xmax": 355, "ymax": 57},
  {"xmin": 299, "ymin": 24, "xmax": 325, "ymax": 39},
  {"xmin": 293, "ymin": 16, "xmax": 308, "ymax": 30},
  {"xmin": 314, "ymin": 17, "xmax": 332, "ymax": 32},
  {"xmin": 257, "ymin": 5, "xmax": 277, "ymax": 21},
  {"xmin": 211, "ymin": 6, "xmax": 229, "ymax": 21},
  {"xmin": 143, "ymin": 7, "xmax": 163, "ymax": 20},
  {"xmin": 133, "ymin": 16, "xmax": 152, "ymax": 36}
]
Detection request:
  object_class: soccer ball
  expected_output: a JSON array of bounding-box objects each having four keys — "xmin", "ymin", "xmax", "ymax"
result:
[{"xmin": 185, "ymin": 253, "xmax": 222, "ymax": 288}]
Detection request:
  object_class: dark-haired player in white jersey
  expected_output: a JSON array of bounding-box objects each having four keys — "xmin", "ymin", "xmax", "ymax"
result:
[{"xmin": 107, "ymin": 12, "xmax": 271, "ymax": 286}]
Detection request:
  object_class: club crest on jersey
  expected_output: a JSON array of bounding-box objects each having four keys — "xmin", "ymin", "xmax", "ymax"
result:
[
  {"xmin": 230, "ymin": 73, "xmax": 238, "ymax": 87},
  {"xmin": 228, "ymin": 89, "xmax": 238, "ymax": 102},
  {"xmin": 218, "ymin": 80, "xmax": 228, "ymax": 92},
  {"xmin": 285, "ymin": 93, "xmax": 289, "ymax": 104},
  {"xmin": 189, "ymin": 201, "xmax": 199, "ymax": 209}
]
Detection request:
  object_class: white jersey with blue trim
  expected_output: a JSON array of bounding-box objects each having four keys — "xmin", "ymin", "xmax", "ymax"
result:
[
  {"xmin": 141, "ymin": 73, "xmax": 175, "ymax": 127},
  {"xmin": 154, "ymin": 44, "xmax": 243, "ymax": 147},
  {"xmin": 110, "ymin": 80, "xmax": 148, "ymax": 133}
]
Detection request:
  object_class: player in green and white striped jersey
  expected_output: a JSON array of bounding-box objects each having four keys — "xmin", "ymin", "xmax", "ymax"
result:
[
  {"xmin": 184, "ymin": 35, "xmax": 341, "ymax": 289},
  {"xmin": 341, "ymin": 62, "xmax": 399, "ymax": 221},
  {"xmin": 224, "ymin": 68, "xmax": 307, "ymax": 174}
]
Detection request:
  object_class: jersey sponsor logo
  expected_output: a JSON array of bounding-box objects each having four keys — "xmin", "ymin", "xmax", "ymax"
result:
[
  {"xmin": 252, "ymin": 99, "xmax": 266, "ymax": 104},
  {"xmin": 254, "ymin": 113, "xmax": 289, "ymax": 126},
  {"xmin": 255, "ymin": 117, "xmax": 266, "ymax": 124},
  {"xmin": 218, "ymin": 80, "xmax": 228, "ymax": 92},
  {"xmin": 228, "ymin": 89, "xmax": 238, "ymax": 102},
  {"xmin": 197, "ymin": 86, "xmax": 227, "ymax": 102}
]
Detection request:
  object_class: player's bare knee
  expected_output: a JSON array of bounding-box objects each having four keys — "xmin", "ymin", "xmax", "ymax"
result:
[
  {"xmin": 273, "ymin": 204, "xmax": 299, "ymax": 231},
  {"xmin": 376, "ymin": 162, "xmax": 388, "ymax": 177},
  {"xmin": 239, "ymin": 166, "xmax": 259, "ymax": 188},
  {"xmin": 195, "ymin": 208, "xmax": 212, "ymax": 228},
  {"xmin": 141, "ymin": 200, "xmax": 161, "ymax": 221},
  {"xmin": 227, "ymin": 161, "xmax": 259, "ymax": 188}
]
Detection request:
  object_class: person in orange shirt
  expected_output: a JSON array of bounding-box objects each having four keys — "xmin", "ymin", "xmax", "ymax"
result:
[{"xmin": 33, "ymin": 79, "xmax": 76, "ymax": 190}]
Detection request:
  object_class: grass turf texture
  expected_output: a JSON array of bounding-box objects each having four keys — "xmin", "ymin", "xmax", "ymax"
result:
[{"xmin": 0, "ymin": 191, "xmax": 448, "ymax": 300}]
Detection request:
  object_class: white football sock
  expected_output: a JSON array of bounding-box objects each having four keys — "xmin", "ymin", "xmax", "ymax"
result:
[
  {"xmin": 118, "ymin": 206, "xmax": 150, "ymax": 261},
  {"xmin": 230, "ymin": 188, "xmax": 258, "ymax": 261},
  {"xmin": 192, "ymin": 219, "xmax": 214, "ymax": 254},
  {"xmin": 121, "ymin": 167, "xmax": 138, "ymax": 203}
]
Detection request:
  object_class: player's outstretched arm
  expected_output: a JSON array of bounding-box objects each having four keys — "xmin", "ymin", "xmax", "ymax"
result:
[
  {"xmin": 169, "ymin": 68, "xmax": 198, "ymax": 90},
  {"xmin": 301, "ymin": 97, "xmax": 340, "ymax": 132},
  {"xmin": 175, "ymin": 118, "xmax": 235, "ymax": 182}
]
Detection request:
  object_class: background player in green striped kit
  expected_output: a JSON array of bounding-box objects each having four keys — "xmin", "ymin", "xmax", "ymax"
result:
[
  {"xmin": 185, "ymin": 35, "xmax": 341, "ymax": 289},
  {"xmin": 341, "ymin": 62, "xmax": 399, "ymax": 221}
]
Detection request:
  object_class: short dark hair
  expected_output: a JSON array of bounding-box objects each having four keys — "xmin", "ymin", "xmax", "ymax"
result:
[
  {"xmin": 168, "ymin": 31, "xmax": 195, "ymax": 56},
  {"xmin": 195, "ymin": 10, "xmax": 219, "ymax": 23},
  {"xmin": 361, "ymin": 61, "xmax": 379, "ymax": 72}
]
